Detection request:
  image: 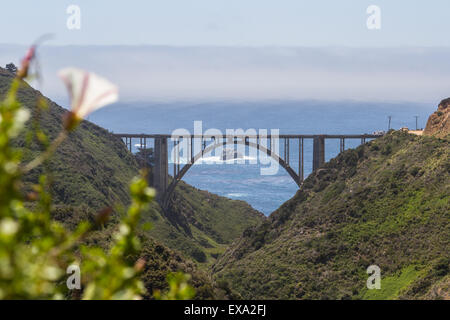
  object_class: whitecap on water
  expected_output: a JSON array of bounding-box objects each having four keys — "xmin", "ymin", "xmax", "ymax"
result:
[{"xmin": 226, "ymin": 193, "xmax": 248, "ymax": 198}]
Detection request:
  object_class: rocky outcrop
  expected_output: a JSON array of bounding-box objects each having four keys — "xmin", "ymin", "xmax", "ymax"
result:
[{"xmin": 424, "ymin": 98, "xmax": 450, "ymax": 138}]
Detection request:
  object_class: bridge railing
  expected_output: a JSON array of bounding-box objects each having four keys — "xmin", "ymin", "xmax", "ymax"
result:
[{"xmin": 114, "ymin": 133, "xmax": 384, "ymax": 139}]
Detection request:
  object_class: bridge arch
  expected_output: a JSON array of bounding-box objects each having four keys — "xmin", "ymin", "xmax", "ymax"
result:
[{"xmin": 162, "ymin": 138, "xmax": 301, "ymax": 208}]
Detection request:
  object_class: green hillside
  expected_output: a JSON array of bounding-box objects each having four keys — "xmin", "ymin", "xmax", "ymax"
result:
[
  {"xmin": 213, "ymin": 131, "xmax": 449, "ymax": 299},
  {"xmin": 146, "ymin": 181, "xmax": 264, "ymax": 265},
  {"xmin": 0, "ymin": 66, "xmax": 263, "ymax": 296}
]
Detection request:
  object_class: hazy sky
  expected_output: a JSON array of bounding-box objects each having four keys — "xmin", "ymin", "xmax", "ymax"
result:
[
  {"xmin": 1, "ymin": 1, "xmax": 450, "ymax": 103},
  {"xmin": 2, "ymin": 0, "xmax": 450, "ymax": 47}
]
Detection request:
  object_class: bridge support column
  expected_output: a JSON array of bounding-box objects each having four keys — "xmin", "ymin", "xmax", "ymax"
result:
[
  {"xmin": 313, "ymin": 135, "xmax": 325, "ymax": 171},
  {"xmin": 153, "ymin": 137, "xmax": 168, "ymax": 201}
]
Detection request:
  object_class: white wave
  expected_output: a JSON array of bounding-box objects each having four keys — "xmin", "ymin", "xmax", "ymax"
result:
[
  {"xmin": 196, "ymin": 155, "xmax": 258, "ymax": 164},
  {"xmin": 226, "ymin": 193, "xmax": 248, "ymax": 198},
  {"xmin": 168, "ymin": 155, "xmax": 258, "ymax": 165}
]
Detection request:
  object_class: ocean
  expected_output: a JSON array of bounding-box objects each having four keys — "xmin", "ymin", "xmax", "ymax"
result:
[{"xmin": 88, "ymin": 99, "xmax": 434, "ymax": 215}]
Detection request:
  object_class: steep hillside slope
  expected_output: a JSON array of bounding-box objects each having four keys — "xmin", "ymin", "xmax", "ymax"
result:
[
  {"xmin": 1, "ymin": 66, "xmax": 262, "ymax": 296},
  {"xmin": 213, "ymin": 131, "xmax": 449, "ymax": 299}
]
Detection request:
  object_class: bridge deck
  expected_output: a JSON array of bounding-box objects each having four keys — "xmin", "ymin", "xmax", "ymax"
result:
[{"xmin": 114, "ymin": 133, "xmax": 384, "ymax": 139}]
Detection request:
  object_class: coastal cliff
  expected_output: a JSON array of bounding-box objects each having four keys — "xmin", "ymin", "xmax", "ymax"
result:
[{"xmin": 424, "ymin": 98, "xmax": 450, "ymax": 138}]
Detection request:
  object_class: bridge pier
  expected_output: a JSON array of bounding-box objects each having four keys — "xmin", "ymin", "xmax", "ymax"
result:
[
  {"xmin": 298, "ymin": 137, "xmax": 304, "ymax": 183},
  {"xmin": 313, "ymin": 135, "xmax": 325, "ymax": 171},
  {"xmin": 153, "ymin": 136, "xmax": 168, "ymax": 201}
]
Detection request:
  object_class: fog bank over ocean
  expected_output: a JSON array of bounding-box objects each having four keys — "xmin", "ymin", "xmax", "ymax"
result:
[{"xmin": 1, "ymin": 45, "xmax": 449, "ymax": 103}]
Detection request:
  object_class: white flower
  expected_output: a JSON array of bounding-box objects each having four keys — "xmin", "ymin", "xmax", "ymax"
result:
[
  {"xmin": 58, "ymin": 68, "xmax": 118, "ymax": 119},
  {"xmin": 0, "ymin": 218, "xmax": 19, "ymax": 236}
]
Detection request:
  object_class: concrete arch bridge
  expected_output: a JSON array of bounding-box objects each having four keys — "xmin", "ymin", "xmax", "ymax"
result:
[{"xmin": 115, "ymin": 133, "xmax": 382, "ymax": 209}]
